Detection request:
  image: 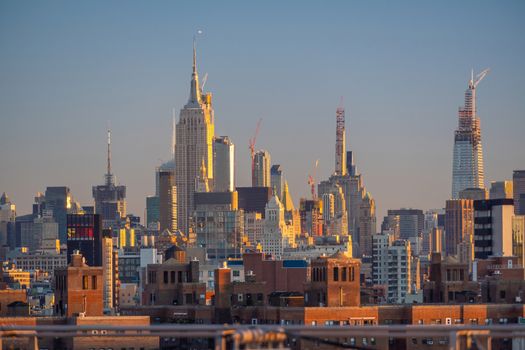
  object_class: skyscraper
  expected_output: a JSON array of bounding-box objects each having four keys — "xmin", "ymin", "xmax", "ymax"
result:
[
  {"xmin": 451, "ymin": 69, "xmax": 489, "ymax": 199},
  {"xmin": 92, "ymin": 129, "xmax": 127, "ymax": 229},
  {"xmin": 513, "ymin": 170, "xmax": 525, "ymax": 215},
  {"xmin": 253, "ymin": 150, "xmax": 271, "ymax": 187},
  {"xmin": 175, "ymin": 40, "xmax": 215, "ymax": 233},
  {"xmin": 66, "ymin": 213, "xmax": 103, "ymax": 267},
  {"xmin": 270, "ymin": 164, "xmax": 284, "ymax": 200},
  {"xmin": 158, "ymin": 168, "xmax": 177, "ymax": 233},
  {"xmin": 213, "ymin": 136, "xmax": 235, "ymax": 192},
  {"xmin": 335, "ymin": 105, "xmax": 346, "ymax": 176}
]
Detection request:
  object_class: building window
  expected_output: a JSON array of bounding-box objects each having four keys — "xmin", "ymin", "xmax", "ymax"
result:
[
  {"xmin": 233, "ymin": 270, "xmax": 240, "ymax": 277},
  {"xmin": 333, "ymin": 267, "xmax": 339, "ymax": 281},
  {"xmin": 342, "ymin": 267, "xmax": 347, "ymax": 281},
  {"xmin": 92, "ymin": 276, "xmax": 97, "ymax": 290},
  {"xmin": 350, "ymin": 267, "xmax": 355, "ymax": 281},
  {"xmin": 83, "ymin": 276, "xmax": 89, "ymax": 290},
  {"xmin": 171, "ymin": 271, "xmax": 175, "ymax": 283}
]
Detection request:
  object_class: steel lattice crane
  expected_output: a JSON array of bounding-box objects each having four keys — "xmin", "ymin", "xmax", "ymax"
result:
[{"xmin": 307, "ymin": 159, "xmax": 319, "ymax": 200}]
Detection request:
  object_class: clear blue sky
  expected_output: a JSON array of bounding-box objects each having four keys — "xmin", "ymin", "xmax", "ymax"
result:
[{"xmin": 1, "ymin": 0, "xmax": 524, "ymax": 221}]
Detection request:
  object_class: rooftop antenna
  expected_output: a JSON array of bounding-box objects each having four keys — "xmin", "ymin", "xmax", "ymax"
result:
[{"xmin": 105, "ymin": 121, "xmax": 114, "ymax": 186}]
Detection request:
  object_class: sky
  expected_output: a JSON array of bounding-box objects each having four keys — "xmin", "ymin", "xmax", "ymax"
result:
[{"xmin": 1, "ymin": 1, "xmax": 524, "ymax": 221}]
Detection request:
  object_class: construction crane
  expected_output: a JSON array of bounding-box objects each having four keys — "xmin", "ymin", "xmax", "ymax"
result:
[
  {"xmin": 307, "ymin": 159, "xmax": 319, "ymax": 200},
  {"xmin": 249, "ymin": 118, "xmax": 262, "ymax": 186},
  {"xmin": 471, "ymin": 68, "xmax": 490, "ymax": 88}
]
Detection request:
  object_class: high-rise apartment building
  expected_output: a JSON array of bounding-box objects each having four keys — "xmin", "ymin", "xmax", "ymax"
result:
[
  {"xmin": 175, "ymin": 41, "xmax": 215, "ymax": 234},
  {"xmin": 513, "ymin": 170, "xmax": 525, "ymax": 215},
  {"xmin": 253, "ymin": 150, "xmax": 271, "ymax": 187},
  {"xmin": 359, "ymin": 192, "xmax": 376, "ymax": 257},
  {"xmin": 213, "ymin": 136, "xmax": 235, "ymax": 192},
  {"xmin": 387, "ymin": 240, "xmax": 413, "ymax": 304},
  {"xmin": 92, "ymin": 129, "xmax": 127, "ymax": 229},
  {"xmin": 451, "ymin": 69, "xmax": 489, "ymax": 198}
]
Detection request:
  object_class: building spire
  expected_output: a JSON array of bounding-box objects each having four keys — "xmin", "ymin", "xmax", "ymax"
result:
[
  {"xmin": 187, "ymin": 35, "xmax": 201, "ymax": 107},
  {"xmin": 105, "ymin": 126, "xmax": 114, "ymax": 186}
]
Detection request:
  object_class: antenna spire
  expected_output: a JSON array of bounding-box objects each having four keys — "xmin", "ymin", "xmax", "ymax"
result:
[{"xmin": 105, "ymin": 124, "xmax": 114, "ymax": 186}]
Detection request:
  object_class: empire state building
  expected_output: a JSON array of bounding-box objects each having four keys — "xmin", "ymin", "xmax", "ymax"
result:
[{"xmin": 175, "ymin": 40, "xmax": 215, "ymax": 233}]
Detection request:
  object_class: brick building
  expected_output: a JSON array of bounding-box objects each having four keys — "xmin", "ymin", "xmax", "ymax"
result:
[
  {"xmin": 305, "ymin": 252, "xmax": 360, "ymax": 307},
  {"xmin": 141, "ymin": 256, "xmax": 205, "ymax": 306},
  {"xmin": 54, "ymin": 251, "xmax": 103, "ymax": 317}
]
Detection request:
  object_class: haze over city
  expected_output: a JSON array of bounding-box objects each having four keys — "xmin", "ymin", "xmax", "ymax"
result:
[{"xmin": 1, "ymin": 0, "xmax": 524, "ymax": 220}]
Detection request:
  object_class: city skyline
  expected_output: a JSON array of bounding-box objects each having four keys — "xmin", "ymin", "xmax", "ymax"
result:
[{"xmin": 1, "ymin": 1, "xmax": 524, "ymax": 220}]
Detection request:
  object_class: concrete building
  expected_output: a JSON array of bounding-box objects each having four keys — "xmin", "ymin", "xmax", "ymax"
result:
[
  {"xmin": 473, "ymin": 199, "xmax": 514, "ymax": 259},
  {"xmin": 10, "ymin": 252, "xmax": 66, "ymax": 275},
  {"xmin": 384, "ymin": 209, "xmax": 424, "ymax": 240},
  {"xmin": 0, "ymin": 193, "xmax": 16, "ymax": 251},
  {"xmin": 451, "ymin": 69, "xmax": 488, "ymax": 199},
  {"xmin": 236, "ymin": 187, "xmax": 272, "ymax": 217},
  {"xmin": 244, "ymin": 212, "xmax": 263, "ymax": 247},
  {"xmin": 213, "ymin": 136, "xmax": 235, "ymax": 192},
  {"xmin": 513, "ymin": 170, "xmax": 525, "ymax": 215},
  {"xmin": 192, "ymin": 191, "xmax": 244, "ymax": 261},
  {"xmin": 253, "ymin": 150, "xmax": 271, "ymax": 187},
  {"xmin": 299, "ymin": 198, "xmax": 324, "ymax": 237},
  {"xmin": 387, "ymin": 240, "xmax": 413, "ymax": 304},
  {"xmin": 371, "ymin": 233, "xmax": 393, "ymax": 286},
  {"xmin": 54, "ymin": 251, "xmax": 103, "ymax": 317},
  {"xmin": 490, "ymin": 181, "xmax": 513, "ymax": 200},
  {"xmin": 175, "ymin": 41, "xmax": 215, "ymax": 234},
  {"xmin": 445, "ymin": 199, "xmax": 474, "ymax": 256},
  {"xmin": 44, "ymin": 186, "xmax": 73, "ymax": 244}
]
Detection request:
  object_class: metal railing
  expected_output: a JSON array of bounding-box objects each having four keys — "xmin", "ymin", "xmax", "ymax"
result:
[{"xmin": 1, "ymin": 324, "xmax": 525, "ymax": 349}]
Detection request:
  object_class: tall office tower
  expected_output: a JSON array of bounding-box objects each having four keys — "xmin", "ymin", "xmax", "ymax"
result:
[
  {"xmin": 66, "ymin": 214, "xmax": 103, "ymax": 266},
  {"xmin": 0, "ymin": 193, "xmax": 16, "ymax": 247},
  {"xmin": 514, "ymin": 171, "xmax": 525, "ymax": 215},
  {"xmin": 335, "ymin": 105, "xmax": 346, "ymax": 176},
  {"xmin": 270, "ymin": 164, "xmax": 284, "ymax": 200},
  {"xmin": 473, "ymin": 198, "xmax": 514, "ymax": 259},
  {"xmin": 321, "ymin": 184, "xmax": 348, "ymax": 237},
  {"xmin": 44, "ymin": 186, "xmax": 72, "ymax": 243},
  {"xmin": 158, "ymin": 168, "xmax": 177, "ymax": 233},
  {"xmin": 445, "ymin": 199, "xmax": 474, "ymax": 256},
  {"xmin": 175, "ymin": 40, "xmax": 215, "ymax": 234},
  {"xmin": 253, "ymin": 150, "xmax": 271, "ymax": 187},
  {"xmin": 385, "ymin": 209, "xmax": 424, "ymax": 240},
  {"xmin": 318, "ymin": 103, "xmax": 375, "ymax": 250},
  {"xmin": 262, "ymin": 194, "xmax": 295, "ymax": 259},
  {"xmin": 451, "ymin": 69, "xmax": 489, "ymax": 199},
  {"xmin": 92, "ymin": 129, "xmax": 127, "ymax": 229},
  {"xmin": 146, "ymin": 195, "xmax": 160, "ymax": 228},
  {"xmin": 359, "ymin": 192, "xmax": 376, "ymax": 257},
  {"xmin": 489, "ymin": 181, "xmax": 513, "ymax": 200},
  {"xmin": 213, "ymin": 136, "xmax": 235, "ymax": 192},
  {"xmin": 346, "ymin": 151, "xmax": 356, "ymax": 176}
]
